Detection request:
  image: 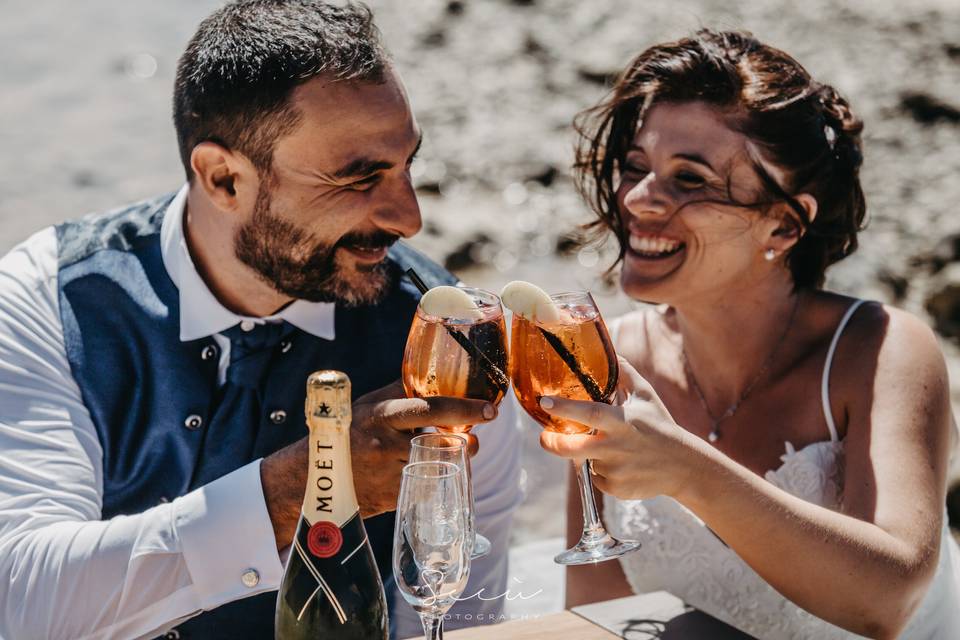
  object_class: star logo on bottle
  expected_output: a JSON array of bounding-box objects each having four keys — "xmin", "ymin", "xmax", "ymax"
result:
[{"xmin": 319, "ymin": 402, "xmax": 331, "ymax": 416}]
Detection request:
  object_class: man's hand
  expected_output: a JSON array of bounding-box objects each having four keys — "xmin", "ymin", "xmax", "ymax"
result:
[{"xmin": 261, "ymin": 380, "xmax": 494, "ymax": 549}]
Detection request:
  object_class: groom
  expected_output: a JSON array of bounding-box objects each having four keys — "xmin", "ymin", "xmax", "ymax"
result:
[{"xmin": 0, "ymin": 2, "xmax": 521, "ymax": 639}]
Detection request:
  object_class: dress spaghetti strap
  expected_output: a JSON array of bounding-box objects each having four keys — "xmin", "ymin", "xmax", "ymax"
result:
[{"xmin": 820, "ymin": 299, "xmax": 868, "ymax": 442}]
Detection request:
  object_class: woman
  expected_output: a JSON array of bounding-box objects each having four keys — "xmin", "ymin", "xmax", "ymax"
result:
[{"xmin": 538, "ymin": 30, "xmax": 960, "ymax": 639}]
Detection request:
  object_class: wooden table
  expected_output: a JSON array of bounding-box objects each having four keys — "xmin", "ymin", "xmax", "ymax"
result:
[{"xmin": 435, "ymin": 591, "xmax": 755, "ymax": 639}]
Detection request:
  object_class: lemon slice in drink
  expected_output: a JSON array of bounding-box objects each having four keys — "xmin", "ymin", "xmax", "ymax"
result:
[
  {"xmin": 500, "ymin": 280, "xmax": 561, "ymax": 323},
  {"xmin": 419, "ymin": 285, "xmax": 483, "ymax": 320}
]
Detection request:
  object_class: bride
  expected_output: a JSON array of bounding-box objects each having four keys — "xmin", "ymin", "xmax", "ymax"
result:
[{"xmin": 537, "ymin": 29, "xmax": 960, "ymax": 639}]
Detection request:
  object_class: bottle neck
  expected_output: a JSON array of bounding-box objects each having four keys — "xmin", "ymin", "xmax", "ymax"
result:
[{"xmin": 303, "ymin": 417, "xmax": 359, "ymax": 527}]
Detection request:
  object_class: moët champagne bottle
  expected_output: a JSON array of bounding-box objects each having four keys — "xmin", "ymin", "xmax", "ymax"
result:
[{"xmin": 275, "ymin": 370, "xmax": 389, "ymax": 639}]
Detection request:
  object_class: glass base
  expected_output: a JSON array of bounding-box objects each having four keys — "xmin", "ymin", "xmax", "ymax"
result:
[
  {"xmin": 471, "ymin": 533, "xmax": 491, "ymax": 559},
  {"xmin": 554, "ymin": 533, "xmax": 640, "ymax": 566}
]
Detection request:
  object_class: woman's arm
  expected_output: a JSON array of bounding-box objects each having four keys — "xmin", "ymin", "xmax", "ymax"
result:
[
  {"xmin": 563, "ymin": 463, "xmax": 633, "ymax": 608},
  {"xmin": 540, "ymin": 307, "xmax": 952, "ymax": 639}
]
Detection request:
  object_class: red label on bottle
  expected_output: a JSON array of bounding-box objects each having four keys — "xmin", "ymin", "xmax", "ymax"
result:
[{"xmin": 307, "ymin": 521, "xmax": 343, "ymax": 558}]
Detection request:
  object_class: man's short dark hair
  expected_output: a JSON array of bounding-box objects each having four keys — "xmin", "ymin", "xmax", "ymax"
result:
[{"xmin": 173, "ymin": 0, "xmax": 388, "ymax": 181}]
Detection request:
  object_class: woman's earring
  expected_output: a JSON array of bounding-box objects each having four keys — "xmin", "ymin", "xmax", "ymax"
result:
[{"xmin": 764, "ymin": 248, "xmax": 776, "ymax": 261}]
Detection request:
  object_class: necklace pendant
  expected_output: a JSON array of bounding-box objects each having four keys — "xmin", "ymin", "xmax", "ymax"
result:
[{"xmin": 708, "ymin": 429, "xmax": 720, "ymax": 443}]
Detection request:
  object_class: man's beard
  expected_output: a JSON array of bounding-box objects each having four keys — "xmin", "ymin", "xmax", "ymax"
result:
[{"xmin": 234, "ymin": 183, "xmax": 398, "ymax": 306}]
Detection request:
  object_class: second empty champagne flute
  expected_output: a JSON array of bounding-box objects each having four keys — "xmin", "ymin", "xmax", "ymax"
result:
[
  {"xmin": 409, "ymin": 433, "xmax": 486, "ymax": 559},
  {"xmin": 510, "ymin": 290, "xmax": 640, "ymax": 565},
  {"xmin": 393, "ymin": 461, "xmax": 471, "ymax": 640},
  {"xmin": 402, "ymin": 285, "xmax": 509, "ymax": 557}
]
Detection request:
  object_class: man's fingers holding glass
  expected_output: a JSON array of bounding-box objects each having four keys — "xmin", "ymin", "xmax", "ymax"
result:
[{"xmin": 367, "ymin": 396, "xmax": 497, "ymax": 431}]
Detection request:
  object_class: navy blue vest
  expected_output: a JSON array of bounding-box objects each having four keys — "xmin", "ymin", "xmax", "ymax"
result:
[{"xmin": 56, "ymin": 193, "xmax": 457, "ymax": 639}]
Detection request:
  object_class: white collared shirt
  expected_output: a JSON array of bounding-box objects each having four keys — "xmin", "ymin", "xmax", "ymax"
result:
[
  {"xmin": 160, "ymin": 185, "xmax": 336, "ymax": 385},
  {"xmin": 0, "ymin": 186, "xmax": 522, "ymax": 639}
]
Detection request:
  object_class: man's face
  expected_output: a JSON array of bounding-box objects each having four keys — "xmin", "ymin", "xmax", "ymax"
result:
[{"xmin": 235, "ymin": 70, "xmax": 422, "ymax": 306}]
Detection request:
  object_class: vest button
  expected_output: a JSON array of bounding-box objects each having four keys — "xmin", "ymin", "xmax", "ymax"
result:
[
  {"xmin": 184, "ymin": 414, "xmax": 203, "ymax": 430},
  {"xmin": 280, "ymin": 339, "xmax": 293, "ymax": 353},
  {"xmin": 201, "ymin": 344, "xmax": 217, "ymax": 361},
  {"xmin": 241, "ymin": 568, "xmax": 260, "ymax": 588},
  {"xmin": 240, "ymin": 320, "xmax": 255, "ymax": 332},
  {"xmin": 269, "ymin": 409, "xmax": 287, "ymax": 424},
  {"xmin": 163, "ymin": 631, "xmax": 180, "ymax": 640}
]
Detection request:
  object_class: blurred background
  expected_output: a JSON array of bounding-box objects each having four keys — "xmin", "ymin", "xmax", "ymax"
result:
[{"xmin": 2, "ymin": 0, "xmax": 959, "ymax": 614}]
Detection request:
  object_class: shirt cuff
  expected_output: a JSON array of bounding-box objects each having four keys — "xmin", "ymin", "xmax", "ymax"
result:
[{"xmin": 173, "ymin": 459, "xmax": 284, "ymax": 610}]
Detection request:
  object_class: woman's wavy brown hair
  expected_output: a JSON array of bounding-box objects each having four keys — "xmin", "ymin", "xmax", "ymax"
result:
[{"xmin": 574, "ymin": 29, "xmax": 866, "ymax": 290}]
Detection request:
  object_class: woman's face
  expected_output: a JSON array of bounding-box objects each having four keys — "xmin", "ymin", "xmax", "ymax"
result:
[{"xmin": 616, "ymin": 100, "xmax": 784, "ymax": 305}]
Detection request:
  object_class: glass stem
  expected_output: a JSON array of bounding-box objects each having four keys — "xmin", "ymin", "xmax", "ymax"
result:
[
  {"xmin": 420, "ymin": 613, "xmax": 444, "ymax": 640},
  {"xmin": 464, "ymin": 452, "xmax": 477, "ymax": 546},
  {"xmin": 576, "ymin": 460, "xmax": 606, "ymax": 542}
]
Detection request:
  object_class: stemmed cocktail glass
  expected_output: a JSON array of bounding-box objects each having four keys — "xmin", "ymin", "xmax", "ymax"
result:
[
  {"xmin": 510, "ymin": 290, "xmax": 640, "ymax": 565},
  {"xmin": 402, "ymin": 284, "xmax": 509, "ymax": 558}
]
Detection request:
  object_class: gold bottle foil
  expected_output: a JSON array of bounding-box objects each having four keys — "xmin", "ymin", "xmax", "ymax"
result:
[
  {"xmin": 306, "ymin": 370, "xmax": 352, "ymax": 425},
  {"xmin": 303, "ymin": 370, "xmax": 357, "ymax": 527}
]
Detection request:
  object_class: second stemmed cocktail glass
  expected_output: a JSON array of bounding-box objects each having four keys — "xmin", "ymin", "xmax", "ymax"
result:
[
  {"xmin": 510, "ymin": 290, "xmax": 640, "ymax": 565},
  {"xmin": 402, "ymin": 286, "xmax": 509, "ymax": 558}
]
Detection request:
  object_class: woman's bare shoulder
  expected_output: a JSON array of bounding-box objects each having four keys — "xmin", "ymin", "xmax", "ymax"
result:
[
  {"xmin": 822, "ymin": 294, "xmax": 943, "ymax": 373},
  {"xmin": 820, "ymin": 293, "xmax": 949, "ymax": 435}
]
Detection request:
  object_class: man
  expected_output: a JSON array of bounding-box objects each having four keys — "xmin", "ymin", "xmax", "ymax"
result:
[{"xmin": 0, "ymin": 2, "xmax": 521, "ymax": 638}]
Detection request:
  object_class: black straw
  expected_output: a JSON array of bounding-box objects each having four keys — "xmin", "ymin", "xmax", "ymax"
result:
[
  {"xmin": 535, "ymin": 326, "xmax": 616, "ymax": 402},
  {"xmin": 406, "ymin": 269, "xmax": 510, "ymax": 390}
]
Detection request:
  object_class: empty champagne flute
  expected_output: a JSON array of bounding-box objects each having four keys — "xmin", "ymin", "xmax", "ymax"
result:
[
  {"xmin": 510, "ymin": 290, "xmax": 640, "ymax": 565},
  {"xmin": 409, "ymin": 433, "xmax": 486, "ymax": 559},
  {"xmin": 402, "ymin": 284, "xmax": 509, "ymax": 557},
  {"xmin": 393, "ymin": 461, "xmax": 471, "ymax": 640}
]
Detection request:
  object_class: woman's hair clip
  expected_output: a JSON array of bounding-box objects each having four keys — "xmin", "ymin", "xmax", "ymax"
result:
[{"xmin": 824, "ymin": 123, "xmax": 837, "ymax": 149}]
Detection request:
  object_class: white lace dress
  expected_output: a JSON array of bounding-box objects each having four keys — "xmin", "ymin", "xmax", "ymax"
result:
[{"xmin": 605, "ymin": 301, "xmax": 960, "ymax": 639}]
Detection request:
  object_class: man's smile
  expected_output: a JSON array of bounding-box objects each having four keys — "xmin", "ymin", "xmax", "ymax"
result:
[{"xmin": 340, "ymin": 244, "xmax": 390, "ymax": 263}]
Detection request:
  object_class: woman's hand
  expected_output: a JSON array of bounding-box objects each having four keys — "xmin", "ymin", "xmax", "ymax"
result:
[{"xmin": 539, "ymin": 357, "xmax": 704, "ymax": 500}]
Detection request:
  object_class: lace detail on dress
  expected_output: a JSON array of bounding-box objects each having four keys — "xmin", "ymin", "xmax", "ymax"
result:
[{"xmin": 764, "ymin": 441, "xmax": 844, "ymax": 506}]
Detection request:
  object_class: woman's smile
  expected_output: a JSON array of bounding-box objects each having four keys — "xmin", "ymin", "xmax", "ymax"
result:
[
  {"xmin": 624, "ymin": 230, "xmax": 687, "ymax": 281},
  {"xmin": 627, "ymin": 232, "xmax": 685, "ymax": 259}
]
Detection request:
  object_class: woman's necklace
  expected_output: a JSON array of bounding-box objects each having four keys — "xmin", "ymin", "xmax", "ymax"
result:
[{"xmin": 681, "ymin": 294, "xmax": 801, "ymax": 444}]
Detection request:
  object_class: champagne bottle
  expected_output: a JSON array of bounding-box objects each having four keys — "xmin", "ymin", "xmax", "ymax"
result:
[{"xmin": 275, "ymin": 370, "xmax": 389, "ymax": 639}]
